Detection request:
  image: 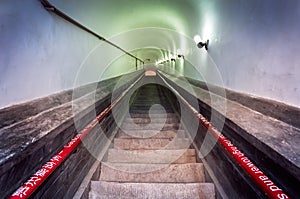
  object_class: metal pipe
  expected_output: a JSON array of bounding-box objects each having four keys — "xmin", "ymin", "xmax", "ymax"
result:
[{"xmin": 40, "ymin": 0, "xmax": 144, "ymax": 64}]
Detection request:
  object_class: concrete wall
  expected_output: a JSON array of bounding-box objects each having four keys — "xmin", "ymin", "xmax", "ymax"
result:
[
  {"xmin": 192, "ymin": 0, "xmax": 300, "ymax": 107},
  {"xmin": 0, "ymin": 0, "xmax": 136, "ymax": 109},
  {"xmin": 1, "ymin": 0, "xmax": 299, "ymax": 108}
]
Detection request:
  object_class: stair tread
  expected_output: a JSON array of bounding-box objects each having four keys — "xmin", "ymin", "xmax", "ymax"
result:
[
  {"xmin": 129, "ymin": 110, "xmax": 174, "ymax": 114},
  {"xmin": 99, "ymin": 163, "xmax": 205, "ymax": 183},
  {"xmin": 121, "ymin": 123, "xmax": 181, "ymax": 130},
  {"xmin": 89, "ymin": 84, "xmax": 215, "ymax": 199},
  {"xmin": 128, "ymin": 113, "xmax": 177, "ymax": 118},
  {"xmin": 107, "ymin": 149, "xmax": 196, "ymax": 164},
  {"xmin": 118, "ymin": 129, "xmax": 186, "ymax": 139},
  {"xmin": 130, "ymin": 106, "xmax": 172, "ymax": 110},
  {"xmin": 90, "ymin": 181, "xmax": 215, "ymax": 199},
  {"xmin": 114, "ymin": 138, "xmax": 191, "ymax": 150},
  {"xmin": 123, "ymin": 117, "xmax": 179, "ymax": 124}
]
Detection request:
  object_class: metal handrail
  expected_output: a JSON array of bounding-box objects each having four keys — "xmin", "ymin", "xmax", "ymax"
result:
[{"xmin": 40, "ymin": 0, "xmax": 144, "ymax": 65}]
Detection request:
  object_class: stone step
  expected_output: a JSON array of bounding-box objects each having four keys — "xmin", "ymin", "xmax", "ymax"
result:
[
  {"xmin": 133, "ymin": 97, "xmax": 166, "ymax": 100},
  {"xmin": 130, "ymin": 103, "xmax": 170, "ymax": 107},
  {"xmin": 107, "ymin": 149, "xmax": 196, "ymax": 164},
  {"xmin": 130, "ymin": 106, "xmax": 172, "ymax": 110},
  {"xmin": 129, "ymin": 108, "xmax": 173, "ymax": 113},
  {"xmin": 130, "ymin": 103, "xmax": 171, "ymax": 107},
  {"xmin": 129, "ymin": 110, "xmax": 174, "ymax": 114},
  {"xmin": 114, "ymin": 138, "xmax": 191, "ymax": 150},
  {"xmin": 131, "ymin": 101, "xmax": 168, "ymax": 105},
  {"xmin": 128, "ymin": 113, "xmax": 178, "ymax": 118},
  {"xmin": 134, "ymin": 92, "xmax": 162, "ymax": 95},
  {"xmin": 131, "ymin": 100, "xmax": 166, "ymax": 104},
  {"xmin": 121, "ymin": 123, "xmax": 181, "ymax": 131},
  {"xmin": 99, "ymin": 163, "xmax": 205, "ymax": 183},
  {"xmin": 89, "ymin": 181, "xmax": 215, "ymax": 199},
  {"xmin": 117, "ymin": 130, "xmax": 186, "ymax": 139},
  {"xmin": 124, "ymin": 117, "xmax": 179, "ymax": 124}
]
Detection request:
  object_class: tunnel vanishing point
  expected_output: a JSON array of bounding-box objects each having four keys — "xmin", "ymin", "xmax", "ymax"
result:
[{"xmin": 0, "ymin": 0, "xmax": 300, "ymax": 199}]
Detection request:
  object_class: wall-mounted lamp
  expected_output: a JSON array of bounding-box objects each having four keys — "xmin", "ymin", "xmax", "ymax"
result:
[
  {"xmin": 194, "ymin": 35, "xmax": 209, "ymax": 50},
  {"xmin": 177, "ymin": 54, "xmax": 184, "ymax": 59},
  {"xmin": 177, "ymin": 49, "xmax": 184, "ymax": 59}
]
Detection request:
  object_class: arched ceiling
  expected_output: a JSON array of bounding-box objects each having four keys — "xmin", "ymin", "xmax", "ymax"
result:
[
  {"xmin": 50, "ymin": 0, "xmax": 204, "ymax": 63},
  {"xmin": 1, "ymin": 0, "xmax": 299, "ymax": 108},
  {"xmin": 46, "ymin": 0, "xmax": 300, "ymax": 108}
]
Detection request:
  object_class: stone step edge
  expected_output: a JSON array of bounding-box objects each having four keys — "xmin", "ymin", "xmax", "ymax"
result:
[
  {"xmin": 89, "ymin": 181, "xmax": 215, "ymax": 199},
  {"xmin": 99, "ymin": 163, "xmax": 205, "ymax": 183}
]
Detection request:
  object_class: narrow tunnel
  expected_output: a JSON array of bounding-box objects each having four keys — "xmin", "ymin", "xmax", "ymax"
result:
[{"xmin": 0, "ymin": 0, "xmax": 300, "ymax": 199}]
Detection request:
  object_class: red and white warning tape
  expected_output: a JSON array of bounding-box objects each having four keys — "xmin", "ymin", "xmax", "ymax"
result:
[
  {"xmin": 158, "ymin": 72, "xmax": 290, "ymax": 199},
  {"xmin": 9, "ymin": 74, "xmax": 143, "ymax": 199}
]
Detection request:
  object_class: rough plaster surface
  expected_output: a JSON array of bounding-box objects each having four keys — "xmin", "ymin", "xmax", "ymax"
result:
[
  {"xmin": 1, "ymin": 0, "xmax": 299, "ymax": 108},
  {"xmin": 192, "ymin": 0, "xmax": 300, "ymax": 107},
  {"xmin": 0, "ymin": 0, "xmax": 136, "ymax": 109}
]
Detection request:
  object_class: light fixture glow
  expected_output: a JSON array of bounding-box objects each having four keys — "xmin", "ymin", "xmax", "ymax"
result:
[
  {"xmin": 177, "ymin": 49, "xmax": 182, "ymax": 55},
  {"xmin": 194, "ymin": 35, "xmax": 202, "ymax": 44}
]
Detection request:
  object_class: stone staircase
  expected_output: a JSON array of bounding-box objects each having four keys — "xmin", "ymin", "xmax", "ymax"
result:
[{"xmin": 89, "ymin": 84, "xmax": 215, "ymax": 199}]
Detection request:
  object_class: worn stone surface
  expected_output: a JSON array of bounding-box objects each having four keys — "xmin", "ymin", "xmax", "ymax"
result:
[
  {"xmin": 123, "ymin": 117, "xmax": 178, "ymax": 124},
  {"xmin": 114, "ymin": 138, "xmax": 191, "ymax": 150},
  {"xmin": 161, "ymin": 72, "xmax": 300, "ymax": 198},
  {"xmin": 128, "ymin": 113, "xmax": 177, "ymax": 118},
  {"xmin": 0, "ymin": 91, "xmax": 72, "ymax": 129},
  {"xmin": 0, "ymin": 77, "xmax": 121, "ymax": 130},
  {"xmin": 107, "ymin": 149, "xmax": 196, "ymax": 164},
  {"xmin": 100, "ymin": 163, "xmax": 205, "ymax": 183},
  {"xmin": 90, "ymin": 182, "xmax": 215, "ymax": 199},
  {"xmin": 30, "ymin": 117, "xmax": 115, "ymax": 199},
  {"xmin": 127, "ymin": 109, "xmax": 174, "ymax": 114},
  {"xmin": 0, "ymin": 71, "xmax": 142, "ymax": 198},
  {"xmin": 163, "ymin": 72, "xmax": 300, "ymax": 172},
  {"xmin": 90, "ymin": 83, "xmax": 212, "ymax": 198},
  {"xmin": 186, "ymin": 77, "xmax": 300, "ymax": 129},
  {"xmin": 117, "ymin": 129, "xmax": 186, "ymax": 139},
  {"xmin": 121, "ymin": 123, "xmax": 181, "ymax": 130},
  {"xmin": 0, "ymin": 86, "xmax": 111, "ymax": 172}
]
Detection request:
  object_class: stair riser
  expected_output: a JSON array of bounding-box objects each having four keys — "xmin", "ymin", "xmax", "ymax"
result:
[
  {"xmin": 99, "ymin": 163, "xmax": 205, "ymax": 183},
  {"xmin": 89, "ymin": 84, "xmax": 215, "ymax": 199}
]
